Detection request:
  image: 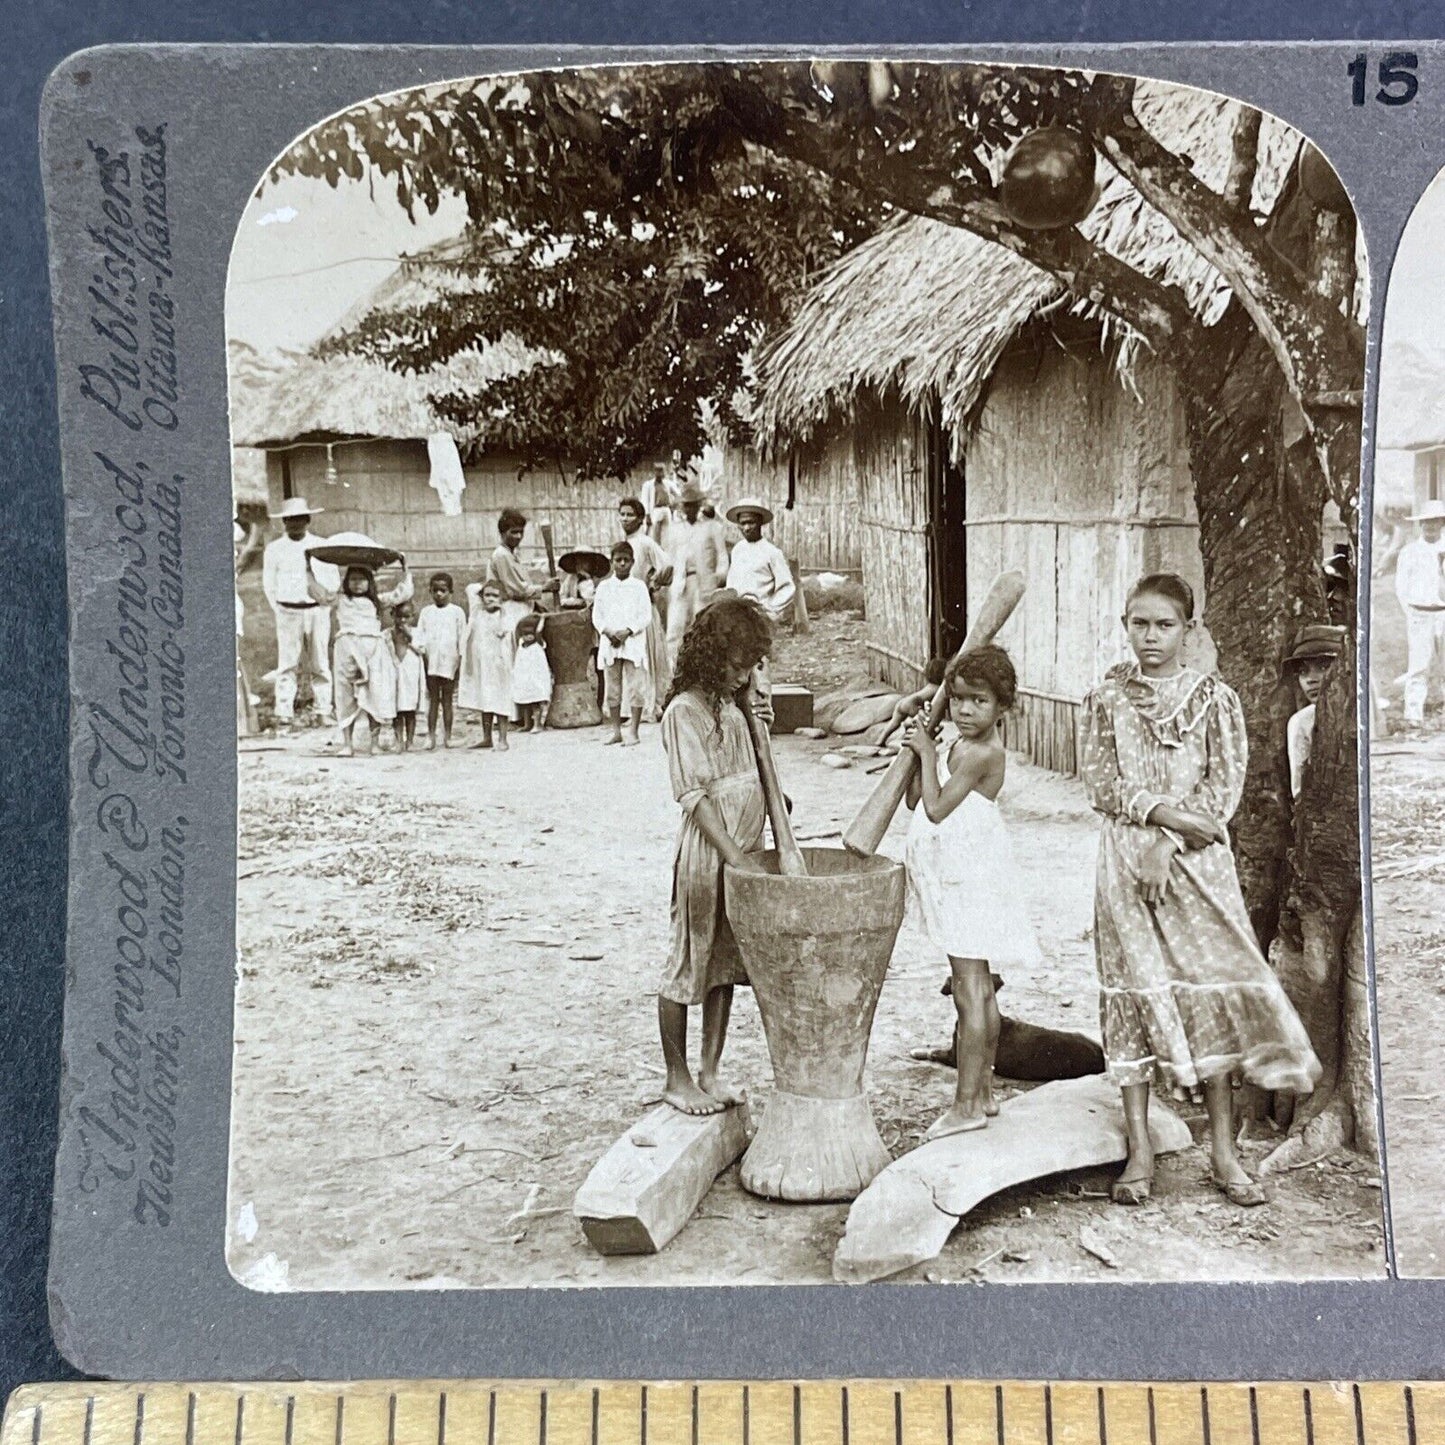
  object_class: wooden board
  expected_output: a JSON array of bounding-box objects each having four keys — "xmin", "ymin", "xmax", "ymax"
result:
[
  {"xmin": 833, "ymin": 1075, "xmax": 1193, "ymax": 1283},
  {"xmin": 573, "ymin": 1102, "xmax": 752, "ymax": 1255}
]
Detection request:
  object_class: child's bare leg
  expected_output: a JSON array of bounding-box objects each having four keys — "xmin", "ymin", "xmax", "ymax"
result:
[
  {"xmin": 441, "ymin": 687, "xmax": 455, "ymax": 745},
  {"xmin": 471, "ymin": 714, "xmax": 494, "ymax": 749},
  {"xmin": 697, "ymin": 984, "xmax": 743, "ymax": 1105},
  {"xmin": 536, "ymin": 702, "xmax": 549, "ymax": 731},
  {"xmin": 495, "ymin": 715, "xmax": 509, "ymax": 751},
  {"xmin": 1204, "ymin": 1074, "xmax": 1264, "ymax": 1203},
  {"xmin": 659, "ymin": 996, "xmax": 725, "ymax": 1115},
  {"xmin": 624, "ymin": 705, "xmax": 643, "ymax": 745},
  {"xmin": 927, "ymin": 957, "xmax": 992, "ymax": 1139},
  {"xmin": 404, "ymin": 713, "xmax": 416, "ymax": 749},
  {"xmin": 427, "ymin": 687, "xmax": 440, "ymax": 749},
  {"xmin": 339, "ymin": 721, "xmax": 355, "ymax": 757},
  {"xmin": 604, "ymin": 691, "xmax": 623, "ymax": 744},
  {"xmin": 393, "ymin": 718, "xmax": 405, "ymax": 750},
  {"xmin": 1112, "ymin": 1082, "xmax": 1154, "ymax": 1204}
]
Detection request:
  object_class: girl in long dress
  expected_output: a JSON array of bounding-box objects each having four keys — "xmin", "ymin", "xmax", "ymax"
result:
[
  {"xmin": 459, "ymin": 580, "xmax": 517, "ymax": 750},
  {"xmin": 903, "ymin": 644, "xmax": 1042, "ymax": 1139},
  {"xmin": 657, "ymin": 595, "xmax": 774, "ymax": 1116},
  {"xmin": 306, "ymin": 559, "xmax": 413, "ymax": 757},
  {"xmin": 1080, "ymin": 572, "xmax": 1322, "ymax": 1208}
]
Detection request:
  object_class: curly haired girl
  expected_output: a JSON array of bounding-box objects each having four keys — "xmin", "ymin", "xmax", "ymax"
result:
[{"xmin": 657, "ymin": 595, "xmax": 774, "ymax": 1115}]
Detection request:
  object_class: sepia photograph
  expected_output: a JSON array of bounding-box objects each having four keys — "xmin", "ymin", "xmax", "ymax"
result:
[
  {"xmin": 1368, "ymin": 165, "xmax": 1445, "ymax": 1277},
  {"xmin": 223, "ymin": 61, "xmax": 1380, "ymax": 1291}
]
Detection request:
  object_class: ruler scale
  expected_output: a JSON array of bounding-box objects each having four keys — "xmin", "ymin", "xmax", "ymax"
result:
[{"xmin": 2, "ymin": 1384, "xmax": 1439, "ymax": 1445}]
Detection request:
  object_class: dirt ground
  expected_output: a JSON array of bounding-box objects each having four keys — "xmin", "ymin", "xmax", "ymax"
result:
[{"xmin": 228, "ymin": 615, "xmax": 1384, "ymax": 1291}]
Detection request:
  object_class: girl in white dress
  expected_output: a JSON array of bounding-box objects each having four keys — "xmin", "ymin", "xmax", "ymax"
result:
[
  {"xmin": 903, "ymin": 644, "xmax": 1041, "ymax": 1139},
  {"xmin": 511, "ymin": 613, "xmax": 554, "ymax": 732}
]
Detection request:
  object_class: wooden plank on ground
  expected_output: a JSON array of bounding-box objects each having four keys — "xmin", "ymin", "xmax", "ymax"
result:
[
  {"xmin": 573, "ymin": 1102, "xmax": 752, "ymax": 1255},
  {"xmin": 833, "ymin": 1075, "xmax": 1192, "ymax": 1283}
]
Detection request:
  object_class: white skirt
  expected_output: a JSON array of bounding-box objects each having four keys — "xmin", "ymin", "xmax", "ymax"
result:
[{"xmin": 905, "ymin": 789, "xmax": 1042, "ymax": 970}]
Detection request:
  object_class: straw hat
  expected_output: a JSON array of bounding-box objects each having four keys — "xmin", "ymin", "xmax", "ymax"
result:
[
  {"xmin": 1412, "ymin": 499, "xmax": 1445, "ymax": 522},
  {"xmin": 558, "ymin": 548, "xmax": 612, "ymax": 579},
  {"xmin": 271, "ymin": 497, "xmax": 321, "ymax": 519},
  {"xmin": 1284, "ymin": 624, "xmax": 1346, "ymax": 667},
  {"xmin": 676, "ymin": 476, "xmax": 707, "ymax": 505},
  {"xmin": 726, "ymin": 496, "xmax": 774, "ymax": 525}
]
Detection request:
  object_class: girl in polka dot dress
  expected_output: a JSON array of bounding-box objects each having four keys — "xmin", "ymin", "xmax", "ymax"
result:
[{"xmin": 1079, "ymin": 574, "xmax": 1321, "ymax": 1209}]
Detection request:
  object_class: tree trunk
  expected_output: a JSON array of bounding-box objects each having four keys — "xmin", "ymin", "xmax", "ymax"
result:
[{"xmin": 1177, "ymin": 311, "xmax": 1368, "ymax": 1158}]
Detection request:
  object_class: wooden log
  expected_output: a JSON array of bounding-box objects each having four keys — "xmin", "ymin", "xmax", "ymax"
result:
[
  {"xmin": 573, "ymin": 1102, "xmax": 752, "ymax": 1255},
  {"xmin": 833, "ymin": 1075, "xmax": 1192, "ymax": 1282}
]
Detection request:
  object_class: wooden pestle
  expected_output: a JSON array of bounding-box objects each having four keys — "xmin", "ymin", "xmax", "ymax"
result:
[{"xmin": 740, "ymin": 694, "xmax": 809, "ymax": 877}]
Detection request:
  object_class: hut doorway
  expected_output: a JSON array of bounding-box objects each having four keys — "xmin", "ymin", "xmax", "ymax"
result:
[{"xmin": 927, "ymin": 409, "xmax": 967, "ymax": 661}]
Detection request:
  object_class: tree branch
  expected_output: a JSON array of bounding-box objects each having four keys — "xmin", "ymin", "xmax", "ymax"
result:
[{"xmin": 1223, "ymin": 108, "xmax": 1262, "ymax": 210}]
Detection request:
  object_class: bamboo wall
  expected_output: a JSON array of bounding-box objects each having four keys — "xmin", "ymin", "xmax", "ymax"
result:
[
  {"xmin": 725, "ymin": 439, "xmax": 863, "ymax": 575},
  {"xmin": 965, "ymin": 344, "xmax": 1213, "ymax": 776},
  {"xmin": 265, "ymin": 439, "xmax": 862, "ymax": 577},
  {"xmin": 854, "ymin": 404, "xmax": 933, "ymax": 692}
]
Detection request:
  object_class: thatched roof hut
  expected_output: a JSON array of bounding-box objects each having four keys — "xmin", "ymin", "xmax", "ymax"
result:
[{"xmin": 753, "ymin": 80, "xmax": 1313, "ymax": 454}]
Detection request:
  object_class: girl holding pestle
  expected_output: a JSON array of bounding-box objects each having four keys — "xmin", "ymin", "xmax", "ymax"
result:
[
  {"xmin": 902, "ymin": 644, "xmax": 1042, "ymax": 1138},
  {"xmin": 657, "ymin": 594, "xmax": 774, "ymax": 1116},
  {"xmin": 1079, "ymin": 573, "xmax": 1322, "ymax": 1207}
]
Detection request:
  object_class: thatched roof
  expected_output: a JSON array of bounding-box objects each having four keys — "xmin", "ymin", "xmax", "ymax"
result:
[
  {"xmin": 227, "ymin": 234, "xmax": 553, "ymax": 450},
  {"xmin": 1377, "ymin": 340, "xmax": 1445, "ymax": 451},
  {"xmin": 753, "ymin": 80, "xmax": 1316, "ymax": 454},
  {"xmin": 231, "ymin": 447, "xmax": 269, "ymax": 507}
]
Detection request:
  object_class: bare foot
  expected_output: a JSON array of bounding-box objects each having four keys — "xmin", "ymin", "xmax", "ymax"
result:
[
  {"xmin": 622, "ymin": 735, "xmax": 640, "ymax": 747},
  {"xmin": 1112, "ymin": 1149, "xmax": 1155, "ymax": 1205},
  {"xmin": 470, "ymin": 738, "xmax": 492, "ymax": 750},
  {"xmin": 496, "ymin": 738, "xmax": 509, "ymax": 752},
  {"xmin": 697, "ymin": 1072, "xmax": 745, "ymax": 1107},
  {"xmin": 984, "ymin": 1093, "xmax": 1000, "ymax": 1118},
  {"xmin": 603, "ymin": 734, "xmax": 623, "ymax": 746},
  {"xmin": 925, "ymin": 1106, "xmax": 988, "ymax": 1140},
  {"xmin": 663, "ymin": 1081, "xmax": 727, "ymax": 1116},
  {"xmin": 339, "ymin": 744, "xmax": 354, "ymax": 758},
  {"xmin": 428, "ymin": 736, "xmax": 437, "ymax": 751},
  {"xmin": 909, "ymin": 1042, "xmax": 956, "ymax": 1067}
]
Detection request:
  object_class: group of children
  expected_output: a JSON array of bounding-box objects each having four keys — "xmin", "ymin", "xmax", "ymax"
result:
[
  {"xmin": 300, "ymin": 532, "xmax": 665, "ymax": 756},
  {"xmin": 655, "ymin": 575, "xmax": 1338, "ymax": 1212}
]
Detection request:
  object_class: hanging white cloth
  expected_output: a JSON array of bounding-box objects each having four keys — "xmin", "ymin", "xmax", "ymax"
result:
[{"xmin": 427, "ymin": 432, "xmax": 467, "ymax": 516}]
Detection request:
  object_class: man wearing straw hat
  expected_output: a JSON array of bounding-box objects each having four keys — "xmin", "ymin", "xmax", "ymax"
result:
[
  {"xmin": 1395, "ymin": 498, "xmax": 1445, "ymax": 727},
  {"xmin": 262, "ymin": 497, "xmax": 339, "ymax": 729},
  {"xmin": 724, "ymin": 496, "xmax": 796, "ymax": 624}
]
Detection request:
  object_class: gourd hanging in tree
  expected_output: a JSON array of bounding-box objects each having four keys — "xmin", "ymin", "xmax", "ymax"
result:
[{"xmin": 998, "ymin": 126, "xmax": 1100, "ymax": 229}]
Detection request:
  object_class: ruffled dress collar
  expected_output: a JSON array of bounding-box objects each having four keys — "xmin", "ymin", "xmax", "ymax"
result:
[{"xmin": 1107, "ymin": 661, "xmax": 1217, "ymax": 749}]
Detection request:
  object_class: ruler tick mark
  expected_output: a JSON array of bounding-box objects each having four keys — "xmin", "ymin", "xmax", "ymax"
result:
[
  {"xmin": 539, "ymin": 1390, "xmax": 547, "ymax": 1445},
  {"xmin": 29, "ymin": 1404, "xmax": 41, "ymax": 1445},
  {"xmin": 1406, "ymin": 1386, "xmax": 1418, "ymax": 1445},
  {"xmin": 1250, "ymin": 1387, "xmax": 1261, "ymax": 1445},
  {"xmin": 1093, "ymin": 1387, "xmax": 1103, "ymax": 1445},
  {"xmin": 895, "ymin": 1390, "xmax": 903, "ymax": 1445},
  {"xmin": 1201, "ymin": 1387, "xmax": 1212, "ymax": 1445},
  {"xmin": 438, "ymin": 1392, "xmax": 447, "ymax": 1445},
  {"xmin": 1354, "ymin": 1385, "xmax": 1366, "ymax": 1445},
  {"xmin": 1304, "ymin": 1389, "xmax": 1315, "ymax": 1445},
  {"xmin": 82, "ymin": 1399, "xmax": 93, "ymax": 1445},
  {"xmin": 235, "ymin": 1397, "xmax": 245, "ymax": 1445},
  {"xmin": 133, "ymin": 1394, "xmax": 145, "ymax": 1445},
  {"xmin": 641, "ymin": 1385, "xmax": 649, "ymax": 1445},
  {"xmin": 285, "ymin": 1398, "xmax": 294, "ymax": 1445},
  {"xmin": 841, "ymin": 1385, "xmax": 849, "ymax": 1445},
  {"xmin": 186, "ymin": 1394, "xmax": 196, "ymax": 1445},
  {"xmin": 487, "ymin": 1391, "xmax": 496, "ymax": 1445},
  {"xmin": 794, "ymin": 1386, "xmax": 801, "ymax": 1445},
  {"xmin": 995, "ymin": 1384, "xmax": 1005, "ymax": 1445},
  {"xmin": 945, "ymin": 1385, "xmax": 954, "ymax": 1445},
  {"xmin": 1146, "ymin": 1389, "xmax": 1157, "ymax": 1445},
  {"xmin": 743, "ymin": 1385, "xmax": 750, "ymax": 1445},
  {"xmin": 591, "ymin": 1389, "xmax": 599, "ymax": 1445},
  {"xmin": 334, "ymin": 1393, "xmax": 344, "ymax": 1445},
  {"xmin": 388, "ymin": 1394, "xmax": 397, "ymax": 1445},
  {"xmin": 691, "ymin": 1386, "xmax": 699, "ymax": 1445}
]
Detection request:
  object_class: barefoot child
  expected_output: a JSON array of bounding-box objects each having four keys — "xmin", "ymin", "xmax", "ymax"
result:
[
  {"xmin": 658, "ymin": 595, "xmax": 775, "ymax": 1115},
  {"xmin": 1080, "ymin": 573, "xmax": 1322, "ymax": 1207},
  {"xmin": 902, "ymin": 644, "xmax": 1042, "ymax": 1138},
  {"xmin": 415, "ymin": 572, "xmax": 467, "ymax": 749},
  {"xmin": 512, "ymin": 613, "xmax": 553, "ymax": 733},
  {"xmin": 1284, "ymin": 624, "xmax": 1345, "ymax": 799},
  {"xmin": 307, "ymin": 558, "xmax": 413, "ymax": 756},
  {"xmin": 390, "ymin": 601, "xmax": 426, "ymax": 752},
  {"xmin": 594, "ymin": 541, "xmax": 654, "ymax": 746},
  {"xmin": 460, "ymin": 580, "xmax": 518, "ymax": 750}
]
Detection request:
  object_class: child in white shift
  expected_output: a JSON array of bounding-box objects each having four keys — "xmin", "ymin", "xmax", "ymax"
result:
[{"xmin": 593, "ymin": 540, "xmax": 654, "ymax": 746}]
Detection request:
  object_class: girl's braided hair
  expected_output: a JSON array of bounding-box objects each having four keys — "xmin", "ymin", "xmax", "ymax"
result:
[{"xmin": 664, "ymin": 595, "xmax": 773, "ymax": 728}]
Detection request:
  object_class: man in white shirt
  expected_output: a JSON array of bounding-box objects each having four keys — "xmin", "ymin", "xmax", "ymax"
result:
[
  {"xmin": 724, "ymin": 496, "xmax": 796, "ymax": 624},
  {"xmin": 1395, "ymin": 499, "xmax": 1445, "ymax": 726},
  {"xmin": 262, "ymin": 497, "xmax": 338, "ymax": 727},
  {"xmin": 664, "ymin": 478, "xmax": 728, "ymax": 665}
]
